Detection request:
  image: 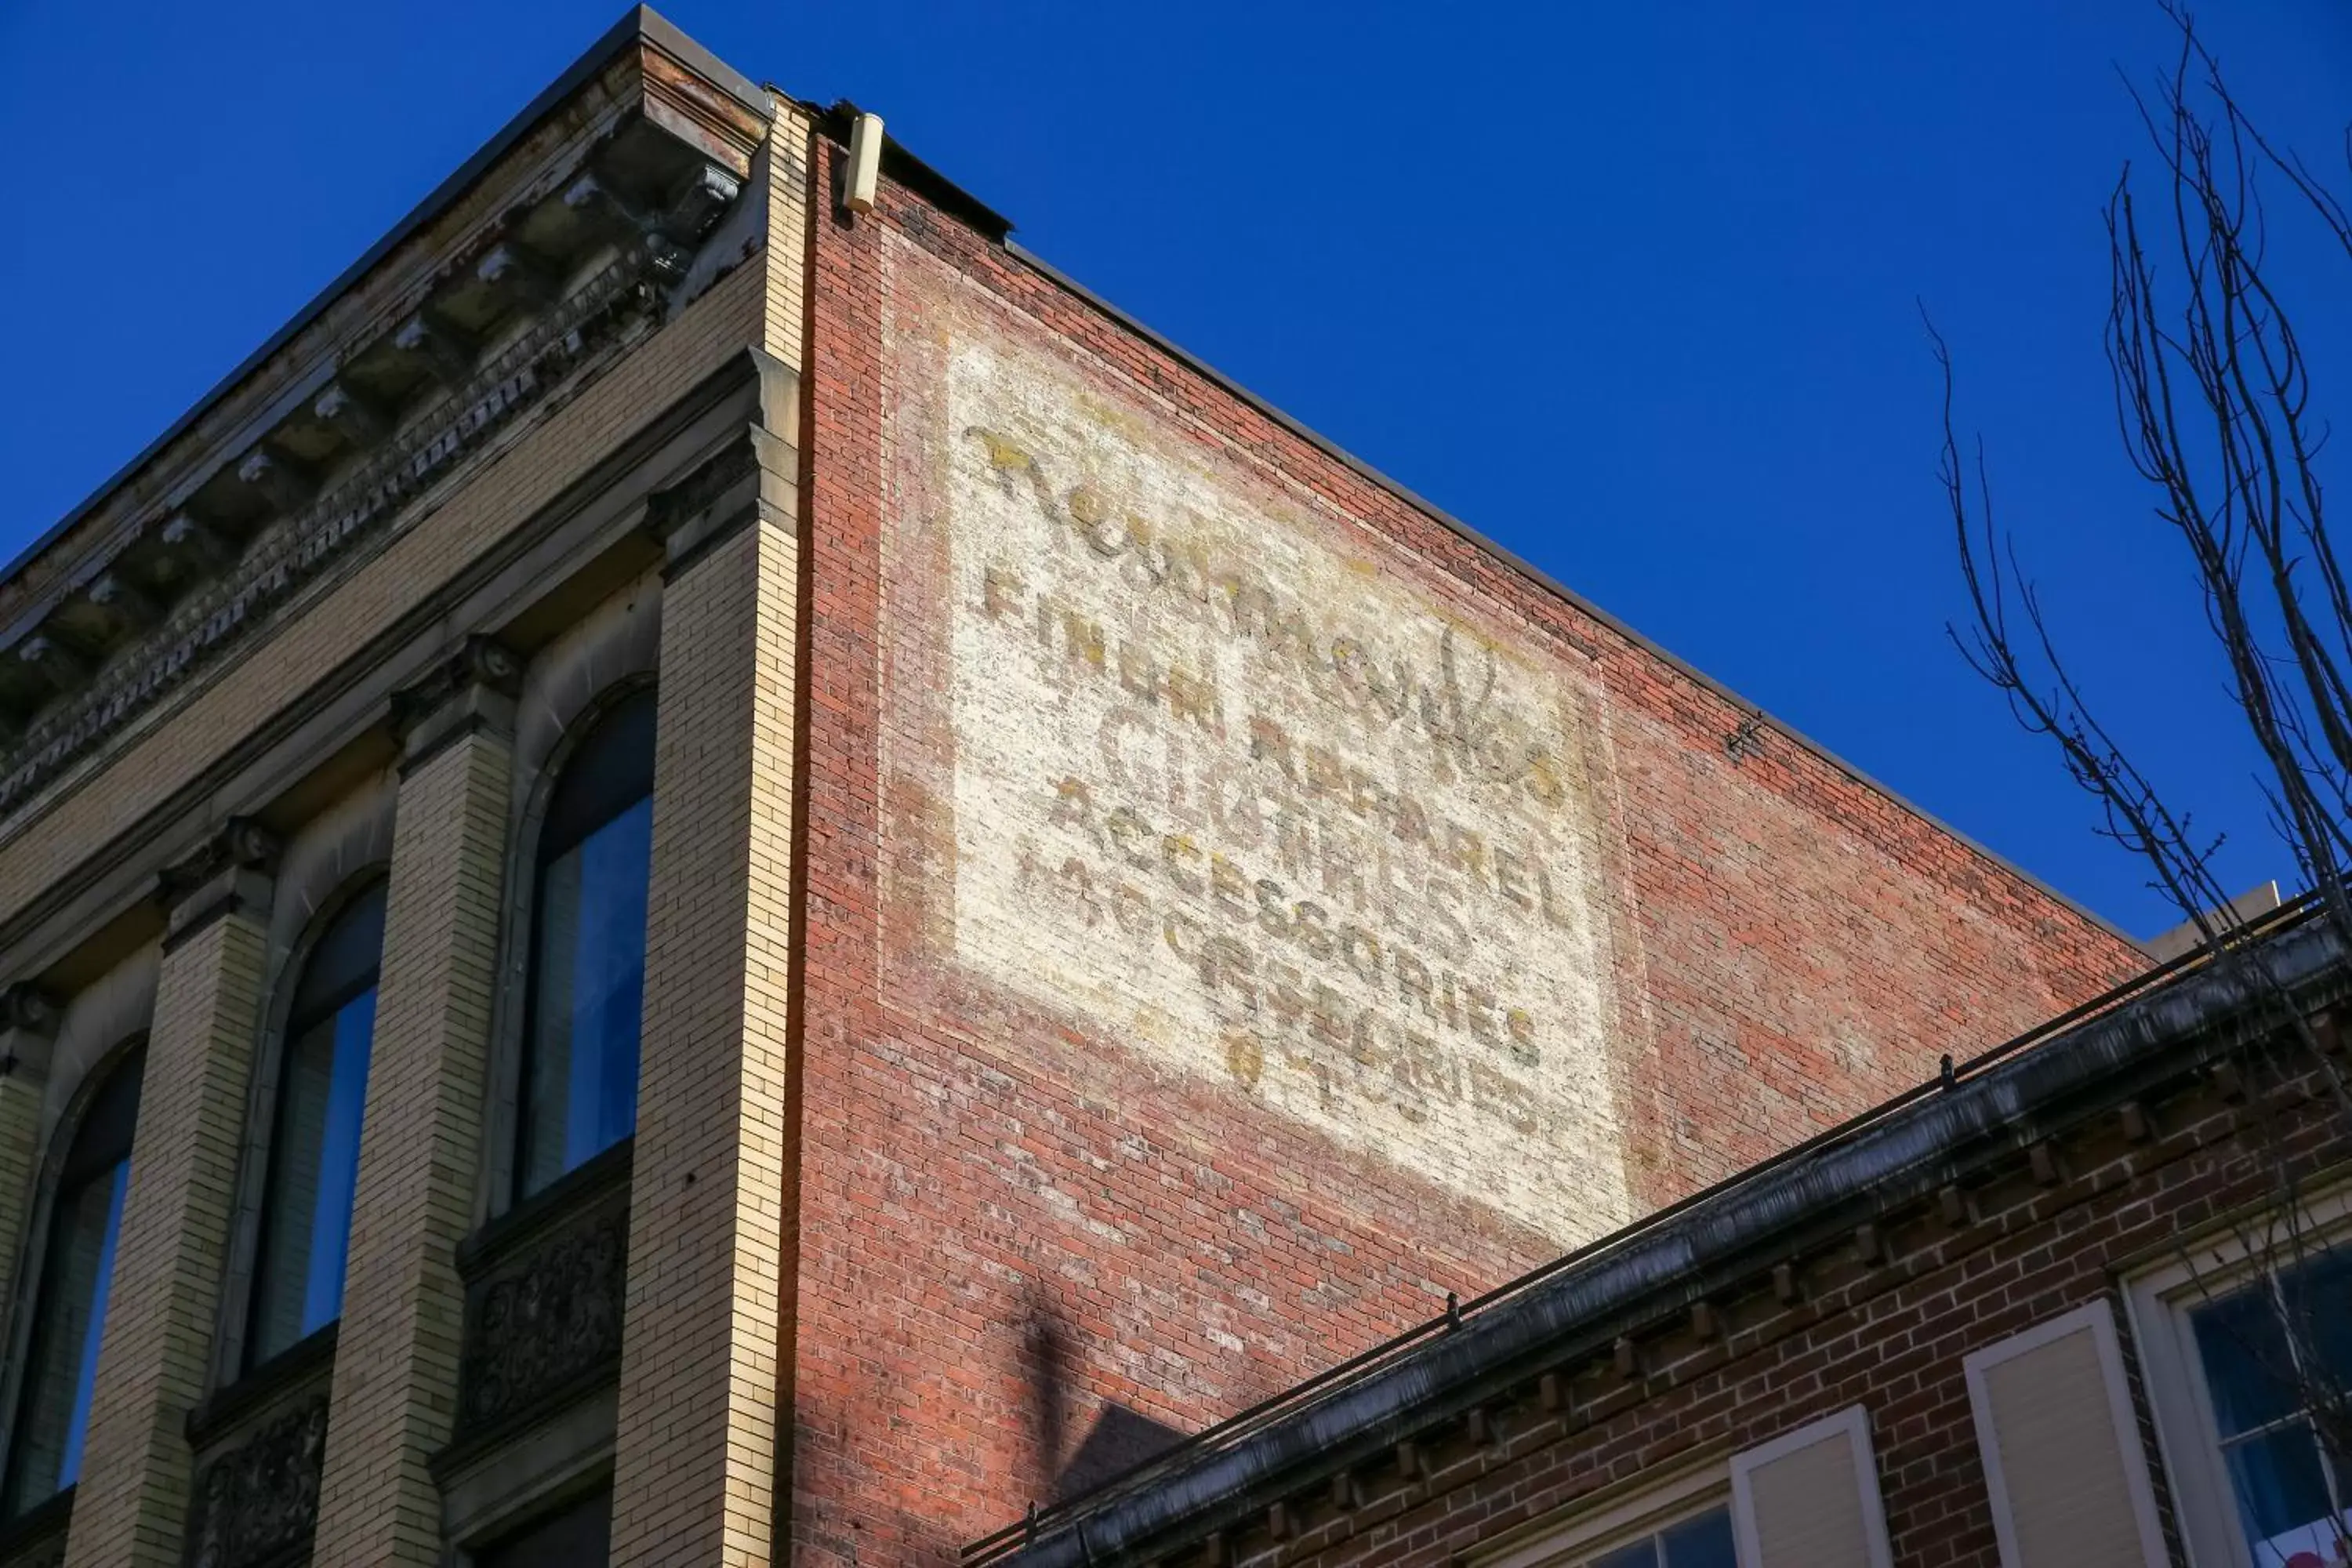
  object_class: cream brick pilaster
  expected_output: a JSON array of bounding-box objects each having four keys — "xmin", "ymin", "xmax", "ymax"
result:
[
  {"xmin": 66, "ymin": 823, "xmax": 275, "ymax": 1568},
  {"xmin": 0, "ymin": 984, "xmax": 60, "ymax": 1353},
  {"xmin": 609, "ymin": 378, "xmax": 800, "ymax": 1568},
  {"xmin": 310, "ymin": 639, "xmax": 521, "ymax": 1567}
]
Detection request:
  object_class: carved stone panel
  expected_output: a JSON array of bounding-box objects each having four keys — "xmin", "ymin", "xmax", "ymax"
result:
[
  {"xmin": 1, "ymin": 1541, "xmax": 63, "ymax": 1568},
  {"xmin": 0, "ymin": 1493, "xmax": 69, "ymax": 1568},
  {"xmin": 456, "ymin": 1174, "xmax": 630, "ymax": 1438},
  {"xmin": 183, "ymin": 1396, "xmax": 328, "ymax": 1568}
]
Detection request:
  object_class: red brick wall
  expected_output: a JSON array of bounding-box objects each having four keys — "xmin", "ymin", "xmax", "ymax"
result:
[
  {"xmin": 789, "ymin": 140, "xmax": 2148, "ymax": 1562},
  {"xmin": 1261, "ymin": 1047, "xmax": 2350, "ymax": 1567}
]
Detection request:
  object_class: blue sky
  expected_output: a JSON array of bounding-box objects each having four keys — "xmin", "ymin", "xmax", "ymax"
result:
[{"xmin": 2, "ymin": 1, "xmax": 2347, "ymax": 938}]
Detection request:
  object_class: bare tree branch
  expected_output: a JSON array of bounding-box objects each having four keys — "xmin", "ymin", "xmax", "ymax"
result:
[{"xmin": 1936, "ymin": 9, "xmax": 2352, "ymax": 1550}]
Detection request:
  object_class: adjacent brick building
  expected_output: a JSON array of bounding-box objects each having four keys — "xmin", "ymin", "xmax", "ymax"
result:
[
  {"xmin": 978, "ymin": 906, "xmax": 2352, "ymax": 1568},
  {"xmin": 0, "ymin": 10, "xmax": 2146, "ymax": 1566}
]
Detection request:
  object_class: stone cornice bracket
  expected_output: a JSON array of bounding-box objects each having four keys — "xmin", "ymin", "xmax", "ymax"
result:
[
  {"xmin": 391, "ymin": 312, "xmax": 480, "ymax": 388},
  {"xmin": 388, "ymin": 635, "xmax": 524, "ymax": 773},
  {"xmin": 661, "ymin": 164, "xmax": 742, "ymax": 243},
  {"xmin": 157, "ymin": 817, "xmax": 281, "ymax": 949},
  {"xmin": 561, "ymin": 160, "xmax": 739, "ymax": 285},
  {"xmin": 16, "ymin": 635, "xmax": 90, "ymax": 696},
  {"xmin": 0, "ymin": 982, "xmax": 61, "ymax": 1083}
]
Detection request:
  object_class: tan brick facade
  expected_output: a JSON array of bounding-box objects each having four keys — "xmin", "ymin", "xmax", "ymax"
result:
[
  {"xmin": 611, "ymin": 492, "xmax": 801, "ymax": 1566},
  {"xmin": 310, "ymin": 688, "xmax": 515, "ymax": 1566},
  {"xmin": 0, "ymin": 16, "xmax": 2161, "ymax": 1568},
  {"xmin": 65, "ymin": 883, "xmax": 267, "ymax": 1568}
]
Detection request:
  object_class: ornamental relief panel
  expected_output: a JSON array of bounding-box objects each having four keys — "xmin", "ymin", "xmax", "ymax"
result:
[
  {"xmin": 184, "ymin": 1396, "xmax": 329, "ymax": 1568},
  {"xmin": 456, "ymin": 1191, "xmax": 629, "ymax": 1436}
]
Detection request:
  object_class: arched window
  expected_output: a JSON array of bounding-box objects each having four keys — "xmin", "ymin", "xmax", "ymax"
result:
[
  {"xmin": 518, "ymin": 688, "xmax": 655, "ymax": 1199},
  {"xmin": 2, "ymin": 1046, "xmax": 142, "ymax": 1515},
  {"xmin": 249, "ymin": 878, "xmax": 385, "ymax": 1365}
]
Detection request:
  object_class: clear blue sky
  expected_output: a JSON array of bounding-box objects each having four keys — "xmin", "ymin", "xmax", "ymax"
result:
[{"xmin": 2, "ymin": 1, "xmax": 2347, "ymax": 939}]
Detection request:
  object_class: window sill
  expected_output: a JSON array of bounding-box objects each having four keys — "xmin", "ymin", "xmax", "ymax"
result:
[
  {"xmin": 186, "ymin": 1319, "xmax": 339, "ymax": 1446},
  {"xmin": 461, "ymin": 1136, "xmax": 634, "ymax": 1279}
]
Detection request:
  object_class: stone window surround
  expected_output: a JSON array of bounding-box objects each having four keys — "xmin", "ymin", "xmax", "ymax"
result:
[
  {"xmin": 2124, "ymin": 1178, "xmax": 2352, "ymax": 1568},
  {"xmin": 0, "ymin": 1029, "xmax": 147, "ymax": 1522},
  {"xmin": 479, "ymin": 613, "xmax": 661, "ymax": 1229},
  {"xmin": 209, "ymin": 855, "xmax": 394, "ymax": 1396}
]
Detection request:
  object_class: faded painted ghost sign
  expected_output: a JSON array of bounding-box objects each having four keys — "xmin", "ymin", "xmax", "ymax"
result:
[{"xmin": 884, "ymin": 283, "xmax": 1632, "ymax": 1243}]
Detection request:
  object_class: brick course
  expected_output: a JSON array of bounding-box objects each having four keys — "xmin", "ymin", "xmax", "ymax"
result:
[
  {"xmin": 1203, "ymin": 1038, "xmax": 2352, "ymax": 1568},
  {"xmin": 779, "ymin": 139, "xmax": 2152, "ymax": 1562},
  {"xmin": 0, "ymin": 38, "xmax": 2175, "ymax": 1568}
]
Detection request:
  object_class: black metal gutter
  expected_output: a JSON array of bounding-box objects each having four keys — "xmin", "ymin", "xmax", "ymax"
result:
[
  {"xmin": 972, "ymin": 905, "xmax": 2339, "ymax": 1565},
  {"xmin": 5, "ymin": 5, "xmax": 768, "ymax": 590}
]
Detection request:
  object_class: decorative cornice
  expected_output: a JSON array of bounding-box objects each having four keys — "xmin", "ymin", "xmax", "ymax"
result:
[
  {"xmin": 646, "ymin": 430, "xmax": 764, "ymax": 577},
  {"xmin": 158, "ymin": 818, "xmax": 281, "ymax": 900},
  {"xmin": 390, "ymin": 635, "xmax": 526, "ymax": 773},
  {"xmin": 0, "ymin": 984, "xmax": 58, "ymax": 1041},
  {"xmin": 158, "ymin": 818, "xmax": 281, "ymax": 949},
  {"xmin": 0, "ymin": 983, "xmax": 60, "ymax": 1086},
  {"xmin": 0, "ymin": 256, "xmax": 662, "ymax": 828},
  {"xmin": 389, "ymin": 635, "xmax": 524, "ymax": 724},
  {"xmin": 0, "ymin": 53, "xmax": 760, "ymax": 835}
]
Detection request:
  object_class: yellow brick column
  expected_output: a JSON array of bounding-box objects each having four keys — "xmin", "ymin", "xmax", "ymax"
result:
[
  {"xmin": 609, "ymin": 390, "xmax": 800, "ymax": 1568},
  {"xmin": 310, "ymin": 640, "xmax": 521, "ymax": 1567},
  {"xmin": 66, "ymin": 822, "xmax": 276, "ymax": 1568},
  {"xmin": 0, "ymin": 985, "xmax": 60, "ymax": 1350}
]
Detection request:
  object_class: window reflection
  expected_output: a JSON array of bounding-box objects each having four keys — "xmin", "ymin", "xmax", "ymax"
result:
[
  {"xmin": 519, "ymin": 690, "xmax": 655, "ymax": 1198},
  {"xmin": 2189, "ymin": 1244, "xmax": 2352, "ymax": 1566},
  {"xmin": 3, "ymin": 1048, "xmax": 142, "ymax": 1517},
  {"xmin": 250, "ymin": 880, "xmax": 384, "ymax": 1365},
  {"xmin": 1588, "ymin": 1504, "xmax": 1736, "ymax": 1568}
]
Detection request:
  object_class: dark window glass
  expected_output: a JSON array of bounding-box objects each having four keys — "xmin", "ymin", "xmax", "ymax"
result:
[
  {"xmin": 249, "ymin": 880, "xmax": 386, "ymax": 1364},
  {"xmin": 477, "ymin": 1484, "xmax": 612, "ymax": 1568},
  {"xmin": 519, "ymin": 691, "xmax": 655, "ymax": 1198},
  {"xmin": 1659, "ymin": 1508, "xmax": 1738, "ymax": 1568},
  {"xmin": 2188, "ymin": 1245, "xmax": 2352, "ymax": 1563},
  {"xmin": 3, "ymin": 1049, "xmax": 142, "ymax": 1516},
  {"xmin": 1586, "ymin": 1504, "xmax": 1735, "ymax": 1568}
]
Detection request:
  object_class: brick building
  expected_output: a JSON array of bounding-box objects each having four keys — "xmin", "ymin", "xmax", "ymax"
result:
[
  {"xmin": 0, "ymin": 10, "xmax": 2145, "ymax": 1566},
  {"xmin": 978, "ymin": 907, "xmax": 2352, "ymax": 1568}
]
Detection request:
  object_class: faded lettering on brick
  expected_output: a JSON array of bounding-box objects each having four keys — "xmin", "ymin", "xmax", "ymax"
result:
[{"xmin": 884, "ymin": 299, "xmax": 1632, "ymax": 1244}]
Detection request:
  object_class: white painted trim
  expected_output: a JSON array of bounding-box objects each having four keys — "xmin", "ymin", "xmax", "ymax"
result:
[
  {"xmin": 1474, "ymin": 1455, "xmax": 1729, "ymax": 1568},
  {"xmin": 1729, "ymin": 1404, "xmax": 1894, "ymax": 1568},
  {"xmin": 1962, "ymin": 1299, "xmax": 2168, "ymax": 1568},
  {"xmin": 2123, "ymin": 1185, "xmax": 2352, "ymax": 1568}
]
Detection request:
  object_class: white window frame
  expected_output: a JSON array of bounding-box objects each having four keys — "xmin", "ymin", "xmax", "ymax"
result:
[
  {"xmin": 1728, "ymin": 1403, "xmax": 1894, "ymax": 1568},
  {"xmin": 2123, "ymin": 1182, "xmax": 2352, "ymax": 1568},
  {"xmin": 1474, "ymin": 1453, "xmax": 1732, "ymax": 1568},
  {"xmin": 1962, "ymin": 1298, "xmax": 2168, "ymax": 1568}
]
